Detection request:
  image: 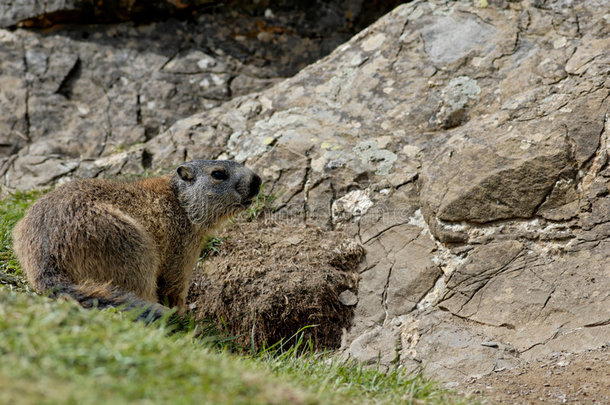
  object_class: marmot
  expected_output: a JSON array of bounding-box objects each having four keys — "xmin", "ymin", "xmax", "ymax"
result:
[{"xmin": 13, "ymin": 160, "xmax": 261, "ymax": 320}]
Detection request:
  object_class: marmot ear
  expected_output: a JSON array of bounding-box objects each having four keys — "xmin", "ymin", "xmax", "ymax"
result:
[{"xmin": 177, "ymin": 165, "xmax": 195, "ymax": 181}]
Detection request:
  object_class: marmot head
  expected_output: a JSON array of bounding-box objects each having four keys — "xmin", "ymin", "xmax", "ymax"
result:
[{"xmin": 171, "ymin": 160, "xmax": 261, "ymax": 226}]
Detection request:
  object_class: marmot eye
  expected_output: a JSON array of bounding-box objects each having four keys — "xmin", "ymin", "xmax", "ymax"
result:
[{"xmin": 211, "ymin": 170, "xmax": 228, "ymax": 181}]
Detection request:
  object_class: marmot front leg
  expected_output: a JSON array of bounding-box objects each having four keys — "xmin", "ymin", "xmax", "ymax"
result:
[{"xmin": 156, "ymin": 269, "xmax": 191, "ymax": 313}]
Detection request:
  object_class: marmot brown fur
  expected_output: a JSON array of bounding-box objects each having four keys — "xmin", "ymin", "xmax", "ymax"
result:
[{"xmin": 13, "ymin": 160, "xmax": 261, "ymax": 320}]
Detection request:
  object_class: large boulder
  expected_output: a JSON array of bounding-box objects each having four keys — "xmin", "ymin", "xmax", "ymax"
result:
[{"xmin": 3, "ymin": 0, "xmax": 609, "ymax": 383}]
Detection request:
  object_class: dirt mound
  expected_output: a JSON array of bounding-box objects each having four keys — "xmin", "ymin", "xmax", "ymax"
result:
[
  {"xmin": 463, "ymin": 345, "xmax": 610, "ymax": 404},
  {"xmin": 187, "ymin": 218, "xmax": 363, "ymax": 350}
]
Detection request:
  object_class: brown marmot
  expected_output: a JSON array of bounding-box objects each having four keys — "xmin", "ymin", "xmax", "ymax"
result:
[{"xmin": 13, "ymin": 160, "xmax": 261, "ymax": 320}]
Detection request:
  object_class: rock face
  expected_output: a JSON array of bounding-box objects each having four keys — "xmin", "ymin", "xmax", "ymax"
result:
[
  {"xmin": 3, "ymin": 0, "xmax": 610, "ymax": 383},
  {"xmin": 0, "ymin": 1, "xmax": 399, "ymax": 189}
]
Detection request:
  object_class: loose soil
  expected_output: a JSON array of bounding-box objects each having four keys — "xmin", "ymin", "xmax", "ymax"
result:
[
  {"xmin": 462, "ymin": 345, "xmax": 610, "ymax": 404},
  {"xmin": 187, "ymin": 216, "xmax": 363, "ymax": 350}
]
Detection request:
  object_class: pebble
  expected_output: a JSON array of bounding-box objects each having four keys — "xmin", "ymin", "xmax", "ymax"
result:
[{"xmin": 338, "ymin": 290, "xmax": 358, "ymax": 306}]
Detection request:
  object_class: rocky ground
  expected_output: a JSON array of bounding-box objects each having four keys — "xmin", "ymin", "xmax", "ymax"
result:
[
  {"xmin": 1, "ymin": 0, "xmax": 609, "ymax": 402},
  {"xmin": 195, "ymin": 213, "xmax": 610, "ymax": 404},
  {"xmin": 464, "ymin": 345, "xmax": 610, "ymax": 404}
]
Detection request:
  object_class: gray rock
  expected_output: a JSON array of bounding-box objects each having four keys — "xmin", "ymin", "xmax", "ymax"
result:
[
  {"xmin": 421, "ymin": 14, "xmax": 497, "ymax": 64},
  {"xmin": 481, "ymin": 342, "xmax": 499, "ymax": 348},
  {"xmin": 420, "ymin": 129, "xmax": 569, "ymax": 226},
  {"xmin": 348, "ymin": 326, "xmax": 398, "ymax": 365},
  {"xmin": 440, "ymin": 241, "xmax": 526, "ymax": 317},
  {"xmin": 338, "ymin": 290, "xmax": 358, "ymax": 306}
]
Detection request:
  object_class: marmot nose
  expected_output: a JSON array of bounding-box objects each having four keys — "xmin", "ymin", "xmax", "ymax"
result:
[{"xmin": 248, "ymin": 174, "xmax": 262, "ymax": 199}]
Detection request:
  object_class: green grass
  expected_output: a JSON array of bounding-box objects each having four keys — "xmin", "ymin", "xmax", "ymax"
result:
[
  {"xmin": 253, "ymin": 330, "xmax": 456, "ymax": 404},
  {"xmin": 239, "ymin": 185, "xmax": 279, "ymax": 221},
  {"xmin": 0, "ymin": 191, "xmax": 466, "ymax": 405},
  {"xmin": 200, "ymin": 235, "xmax": 230, "ymax": 260},
  {"xmin": 0, "ymin": 190, "xmax": 42, "ymax": 291},
  {"xmin": 0, "ymin": 290, "xmax": 314, "ymax": 405}
]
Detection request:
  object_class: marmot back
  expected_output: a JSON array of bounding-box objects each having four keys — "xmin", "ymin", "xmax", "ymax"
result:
[{"xmin": 13, "ymin": 160, "xmax": 261, "ymax": 320}]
